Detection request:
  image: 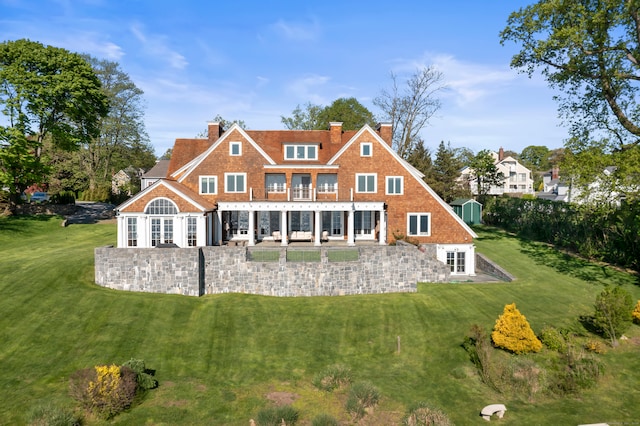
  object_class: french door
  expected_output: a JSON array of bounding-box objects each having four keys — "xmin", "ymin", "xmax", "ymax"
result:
[{"xmin": 151, "ymin": 217, "xmax": 174, "ymax": 246}]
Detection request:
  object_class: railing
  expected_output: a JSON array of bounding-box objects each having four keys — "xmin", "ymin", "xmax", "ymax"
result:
[
  {"xmin": 248, "ymin": 187, "xmax": 360, "ymax": 202},
  {"xmin": 291, "ymin": 186, "xmax": 312, "ymax": 201}
]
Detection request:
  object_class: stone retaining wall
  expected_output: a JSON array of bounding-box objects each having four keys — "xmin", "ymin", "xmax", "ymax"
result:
[
  {"xmin": 95, "ymin": 244, "xmax": 451, "ymax": 297},
  {"xmin": 475, "ymin": 252, "xmax": 515, "ymax": 282}
]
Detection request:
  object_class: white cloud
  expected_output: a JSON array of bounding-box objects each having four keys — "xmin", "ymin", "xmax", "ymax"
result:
[
  {"xmin": 130, "ymin": 23, "xmax": 188, "ymax": 70},
  {"xmin": 285, "ymin": 74, "xmax": 331, "ymax": 104},
  {"xmin": 271, "ymin": 18, "xmax": 321, "ymax": 41}
]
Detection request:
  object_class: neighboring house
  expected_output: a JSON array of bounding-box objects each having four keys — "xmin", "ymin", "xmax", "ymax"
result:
[
  {"xmin": 538, "ymin": 166, "xmax": 637, "ymax": 205},
  {"xmin": 450, "ymin": 198, "xmax": 482, "ymax": 225},
  {"xmin": 537, "ymin": 167, "xmax": 570, "ymax": 202},
  {"xmin": 141, "ymin": 159, "xmax": 170, "ymax": 190},
  {"xmin": 112, "ymin": 166, "xmax": 144, "ymax": 196},
  {"xmin": 116, "ymin": 122, "xmax": 478, "ymax": 275},
  {"xmin": 460, "ymin": 148, "xmax": 534, "ymax": 196}
]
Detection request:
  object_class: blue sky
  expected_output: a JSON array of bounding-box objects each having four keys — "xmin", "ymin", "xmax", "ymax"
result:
[{"xmin": 0, "ymin": 0, "xmax": 567, "ymax": 157}]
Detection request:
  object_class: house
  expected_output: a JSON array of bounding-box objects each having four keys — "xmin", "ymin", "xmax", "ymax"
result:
[
  {"xmin": 111, "ymin": 166, "xmax": 144, "ymax": 196},
  {"xmin": 536, "ymin": 166, "xmax": 570, "ymax": 202},
  {"xmin": 141, "ymin": 159, "xmax": 170, "ymax": 190},
  {"xmin": 450, "ymin": 198, "xmax": 482, "ymax": 225},
  {"xmin": 115, "ymin": 122, "xmax": 478, "ymax": 275},
  {"xmin": 460, "ymin": 148, "xmax": 534, "ymax": 196}
]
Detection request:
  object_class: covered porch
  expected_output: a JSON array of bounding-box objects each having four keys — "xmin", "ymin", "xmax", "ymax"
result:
[{"xmin": 215, "ymin": 201, "xmax": 387, "ymax": 247}]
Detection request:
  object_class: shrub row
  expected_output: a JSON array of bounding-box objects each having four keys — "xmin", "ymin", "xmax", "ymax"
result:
[{"xmin": 482, "ymin": 196, "xmax": 640, "ymax": 271}]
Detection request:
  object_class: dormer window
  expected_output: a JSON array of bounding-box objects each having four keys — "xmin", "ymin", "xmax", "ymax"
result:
[
  {"xmin": 284, "ymin": 144, "xmax": 318, "ymax": 160},
  {"xmin": 230, "ymin": 142, "xmax": 242, "ymax": 156}
]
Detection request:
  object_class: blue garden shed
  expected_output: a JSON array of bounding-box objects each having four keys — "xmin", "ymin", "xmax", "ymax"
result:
[{"xmin": 450, "ymin": 198, "xmax": 482, "ymax": 225}]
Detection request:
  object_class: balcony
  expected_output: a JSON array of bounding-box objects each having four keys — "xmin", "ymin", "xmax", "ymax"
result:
[{"xmin": 249, "ymin": 186, "xmax": 358, "ymax": 202}]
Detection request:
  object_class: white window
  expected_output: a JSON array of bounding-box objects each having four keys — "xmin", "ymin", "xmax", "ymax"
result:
[
  {"xmin": 230, "ymin": 142, "xmax": 242, "ymax": 156},
  {"xmin": 225, "ymin": 173, "xmax": 246, "ymax": 193},
  {"xmin": 356, "ymin": 173, "xmax": 377, "ymax": 193},
  {"xmin": 386, "ymin": 176, "xmax": 403, "ymax": 195},
  {"xmin": 145, "ymin": 198, "xmax": 178, "ymax": 215},
  {"xmin": 284, "ymin": 144, "xmax": 318, "ymax": 160},
  {"xmin": 361, "ymin": 142, "xmax": 372, "ymax": 157},
  {"xmin": 200, "ymin": 176, "xmax": 217, "ymax": 194},
  {"xmin": 127, "ymin": 217, "xmax": 137, "ymax": 247},
  {"xmin": 407, "ymin": 213, "xmax": 430, "ymax": 236}
]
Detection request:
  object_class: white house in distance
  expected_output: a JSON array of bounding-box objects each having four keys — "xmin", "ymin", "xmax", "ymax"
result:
[{"xmin": 460, "ymin": 148, "xmax": 534, "ymax": 196}]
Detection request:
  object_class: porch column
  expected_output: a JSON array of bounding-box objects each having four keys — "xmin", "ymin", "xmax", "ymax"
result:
[
  {"xmin": 314, "ymin": 210, "xmax": 321, "ymax": 246},
  {"xmin": 248, "ymin": 209, "xmax": 255, "ymax": 246},
  {"xmin": 216, "ymin": 210, "xmax": 223, "ymax": 245},
  {"xmin": 347, "ymin": 209, "xmax": 355, "ymax": 246},
  {"xmin": 379, "ymin": 209, "xmax": 387, "ymax": 245},
  {"xmin": 280, "ymin": 210, "xmax": 288, "ymax": 246}
]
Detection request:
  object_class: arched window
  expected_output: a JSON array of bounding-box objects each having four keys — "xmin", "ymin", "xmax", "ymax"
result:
[{"xmin": 145, "ymin": 198, "xmax": 178, "ymax": 215}]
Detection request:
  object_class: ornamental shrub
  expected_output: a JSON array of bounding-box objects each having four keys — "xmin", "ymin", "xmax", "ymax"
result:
[
  {"xmin": 255, "ymin": 405, "xmax": 299, "ymax": 425},
  {"xmin": 402, "ymin": 401, "xmax": 452, "ymax": 426},
  {"xmin": 311, "ymin": 413, "xmax": 339, "ymax": 426},
  {"xmin": 312, "ymin": 364, "xmax": 352, "ymax": 392},
  {"xmin": 345, "ymin": 381, "xmax": 380, "ymax": 420},
  {"xmin": 69, "ymin": 364, "xmax": 137, "ymax": 419},
  {"xmin": 491, "ymin": 303, "xmax": 542, "ymax": 354},
  {"xmin": 26, "ymin": 403, "xmax": 82, "ymax": 426},
  {"xmin": 593, "ymin": 286, "xmax": 633, "ymax": 346},
  {"xmin": 540, "ymin": 326, "xmax": 567, "ymax": 352},
  {"xmin": 633, "ymin": 300, "xmax": 640, "ymax": 324}
]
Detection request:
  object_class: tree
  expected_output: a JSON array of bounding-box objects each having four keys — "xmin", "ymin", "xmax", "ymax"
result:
[
  {"xmin": 520, "ymin": 145, "xmax": 551, "ymax": 173},
  {"xmin": 430, "ymin": 141, "xmax": 466, "ymax": 202},
  {"xmin": 501, "ymin": 1, "xmax": 640, "ymax": 194},
  {"xmin": 281, "ymin": 102, "xmax": 323, "ymax": 130},
  {"xmin": 78, "ymin": 56, "xmax": 154, "ymax": 194},
  {"xmin": 281, "ymin": 98, "xmax": 376, "ymax": 131},
  {"xmin": 405, "ymin": 139, "xmax": 434, "ymax": 182},
  {"xmin": 491, "ymin": 303, "xmax": 542, "ymax": 354},
  {"xmin": 374, "ymin": 67, "xmax": 445, "ymax": 158},
  {"xmin": 593, "ymin": 286, "xmax": 633, "ymax": 347},
  {"xmin": 0, "ymin": 39, "xmax": 108, "ymax": 207},
  {"xmin": 197, "ymin": 114, "xmax": 247, "ymax": 138},
  {"xmin": 315, "ymin": 97, "xmax": 376, "ymax": 131},
  {"xmin": 468, "ymin": 150, "xmax": 505, "ymax": 196}
]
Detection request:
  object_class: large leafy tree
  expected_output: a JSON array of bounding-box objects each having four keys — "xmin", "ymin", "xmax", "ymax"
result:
[
  {"xmin": 0, "ymin": 39, "xmax": 108, "ymax": 206},
  {"xmin": 501, "ymin": 0, "xmax": 640, "ymax": 198},
  {"xmin": 78, "ymin": 56, "xmax": 154, "ymax": 193},
  {"xmin": 520, "ymin": 145, "xmax": 551, "ymax": 173},
  {"xmin": 374, "ymin": 67, "xmax": 445, "ymax": 159},
  {"xmin": 281, "ymin": 98, "xmax": 375, "ymax": 131},
  {"xmin": 468, "ymin": 150, "xmax": 505, "ymax": 196}
]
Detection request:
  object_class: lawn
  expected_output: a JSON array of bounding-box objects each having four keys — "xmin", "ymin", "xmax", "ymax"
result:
[{"xmin": 0, "ymin": 216, "xmax": 639, "ymax": 425}]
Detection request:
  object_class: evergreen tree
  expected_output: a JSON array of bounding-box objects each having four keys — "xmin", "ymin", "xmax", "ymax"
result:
[
  {"xmin": 491, "ymin": 303, "xmax": 542, "ymax": 354},
  {"xmin": 405, "ymin": 139, "xmax": 433, "ymax": 182},
  {"xmin": 431, "ymin": 141, "xmax": 465, "ymax": 202}
]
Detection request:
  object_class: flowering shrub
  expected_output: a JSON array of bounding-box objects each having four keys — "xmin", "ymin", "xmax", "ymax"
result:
[
  {"xmin": 633, "ymin": 300, "xmax": 640, "ymax": 324},
  {"xmin": 491, "ymin": 303, "xmax": 542, "ymax": 354},
  {"xmin": 70, "ymin": 364, "xmax": 137, "ymax": 418}
]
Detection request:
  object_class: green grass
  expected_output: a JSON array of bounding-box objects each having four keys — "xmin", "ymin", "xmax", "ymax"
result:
[
  {"xmin": 1, "ymin": 217, "xmax": 639, "ymax": 425},
  {"xmin": 286, "ymin": 249, "xmax": 321, "ymax": 262},
  {"xmin": 326, "ymin": 248, "xmax": 359, "ymax": 262}
]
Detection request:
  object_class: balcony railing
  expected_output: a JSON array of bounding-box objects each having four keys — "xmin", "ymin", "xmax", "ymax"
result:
[{"xmin": 249, "ymin": 186, "xmax": 359, "ymax": 202}]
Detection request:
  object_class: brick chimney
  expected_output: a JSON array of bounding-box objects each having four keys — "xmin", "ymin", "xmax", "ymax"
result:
[
  {"xmin": 207, "ymin": 122, "xmax": 224, "ymax": 142},
  {"xmin": 376, "ymin": 122, "xmax": 392, "ymax": 147},
  {"xmin": 552, "ymin": 166, "xmax": 559, "ymax": 180},
  {"xmin": 329, "ymin": 122, "xmax": 343, "ymax": 144},
  {"xmin": 498, "ymin": 147, "xmax": 504, "ymax": 161}
]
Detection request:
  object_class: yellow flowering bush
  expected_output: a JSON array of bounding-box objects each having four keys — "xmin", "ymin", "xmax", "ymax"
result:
[
  {"xmin": 70, "ymin": 364, "xmax": 137, "ymax": 418},
  {"xmin": 491, "ymin": 303, "xmax": 542, "ymax": 354},
  {"xmin": 633, "ymin": 300, "xmax": 640, "ymax": 324}
]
